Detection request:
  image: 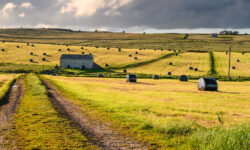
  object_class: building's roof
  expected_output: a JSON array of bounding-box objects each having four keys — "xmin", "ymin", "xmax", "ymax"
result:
[{"xmin": 60, "ymin": 54, "xmax": 93, "ymax": 60}]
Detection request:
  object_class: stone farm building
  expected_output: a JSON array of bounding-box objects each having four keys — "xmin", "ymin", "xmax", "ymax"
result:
[{"xmin": 60, "ymin": 54, "xmax": 94, "ymax": 69}]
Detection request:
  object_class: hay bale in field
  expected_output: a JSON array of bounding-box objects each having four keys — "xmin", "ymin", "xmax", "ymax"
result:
[
  {"xmin": 178, "ymin": 50, "xmax": 181, "ymax": 53},
  {"xmin": 232, "ymin": 66, "xmax": 236, "ymax": 69},
  {"xmin": 17, "ymin": 45, "xmax": 20, "ymax": 48},
  {"xmin": 168, "ymin": 49, "xmax": 171, "ymax": 51},
  {"xmin": 107, "ymin": 47, "xmax": 110, "ymax": 50},
  {"xmin": 135, "ymin": 51, "xmax": 138, "ymax": 54},
  {"xmin": 42, "ymin": 58, "xmax": 46, "ymax": 61},
  {"xmin": 143, "ymin": 48, "xmax": 146, "ymax": 50},
  {"xmin": 82, "ymin": 52, "xmax": 85, "ymax": 54},
  {"xmin": 198, "ymin": 78, "xmax": 218, "ymax": 91},
  {"xmin": 43, "ymin": 52, "xmax": 47, "ymax": 56},
  {"xmin": 226, "ymin": 51, "xmax": 228, "ymax": 54},
  {"xmin": 67, "ymin": 48, "xmax": 70, "ymax": 51},
  {"xmin": 139, "ymin": 48, "xmax": 142, "ymax": 50},
  {"xmin": 161, "ymin": 49, "xmax": 163, "ymax": 51},
  {"xmin": 58, "ymin": 49, "xmax": 62, "ymax": 52},
  {"xmin": 129, "ymin": 54, "xmax": 132, "ymax": 57},
  {"xmin": 154, "ymin": 48, "xmax": 157, "ymax": 51},
  {"xmin": 134, "ymin": 57, "xmax": 138, "ymax": 60},
  {"xmin": 31, "ymin": 44, "xmax": 34, "ymax": 47},
  {"xmin": 123, "ymin": 69, "xmax": 127, "ymax": 73},
  {"xmin": 105, "ymin": 64, "xmax": 109, "ymax": 67},
  {"xmin": 195, "ymin": 68, "xmax": 198, "ymax": 71},
  {"xmin": 95, "ymin": 46, "xmax": 99, "ymax": 48},
  {"xmin": 97, "ymin": 74, "xmax": 104, "ymax": 78},
  {"xmin": 153, "ymin": 75, "xmax": 159, "ymax": 79},
  {"xmin": 66, "ymin": 44, "xmax": 68, "ymax": 47},
  {"xmin": 179, "ymin": 75, "xmax": 188, "ymax": 81},
  {"xmin": 2, "ymin": 40, "xmax": 5, "ymax": 43},
  {"xmin": 30, "ymin": 52, "xmax": 33, "ymax": 55},
  {"xmin": 173, "ymin": 50, "xmax": 176, "ymax": 52},
  {"xmin": 167, "ymin": 72, "xmax": 172, "ymax": 75},
  {"xmin": 27, "ymin": 43, "xmax": 29, "ymax": 46},
  {"xmin": 81, "ymin": 47, "xmax": 84, "ymax": 49},
  {"xmin": 237, "ymin": 59, "xmax": 240, "ymax": 62},
  {"xmin": 242, "ymin": 52, "xmax": 245, "ymax": 55},
  {"xmin": 169, "ymin": 62, "xmax": 173, "ymax": 65},
  {"xmin": 1, "ymin": 49, "xmax": 5, "ymax": 52},
  {"xmin": 118, "ymin": 48, "xmax": 121, "ymax": 52},
  {"xmin": 29, "ymin": 59, "xmax": 33, "ymax": 62},
  {"xmin": 126, "ymin": 74, "xmax": 137, "ymax": 82},
  {"xmin": 176, "ymin": 54, "xmax": 178, "ymax": 56},
  {"xmin": 189, "ymin": 67, "xmax": 193, "ymax": 70}
]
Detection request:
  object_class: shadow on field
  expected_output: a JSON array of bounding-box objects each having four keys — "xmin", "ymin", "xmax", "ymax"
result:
[
  {"xmin": 217, "ymin": 91, "xmax": 240, "ymax": 94},
  {"xmin": 131, "ymin": 82, "xmax": 155, "ymax": 85}
]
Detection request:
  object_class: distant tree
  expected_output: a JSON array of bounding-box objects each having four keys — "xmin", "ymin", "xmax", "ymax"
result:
[
  {"xmin": 95, "ymin": 30, "xmax": 98, "ymax": 32},
  {"xmin": 220, "ymin": 30, "xmax": 239, "ymax": 35},
  {"xmin": 122, "ymin": 30, "xmax": 125, "ymax": 33}
]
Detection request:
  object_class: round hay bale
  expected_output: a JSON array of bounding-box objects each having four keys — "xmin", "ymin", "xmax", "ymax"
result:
[
  {"xmin": 232, "ymin": 66, "xmax": 236, "ymax": 69},
  {"xmin": 178, "ymin": 50, "xmax": 181, "ymax": 52},
  {"xmin": 105, "ymin": 64, "xmax": 109, "ymax": 67},
  {"xmin": 179, "ymin": 75, "xmax": 188, "ymax": 81},
  {"xmin": 17, "ymin": 45, "xmax": 20, "ymax": 48},
  {"xmin": 67, "ymin": 48, "xmax": 70, "ymax": 51},
  {"xmin": 242, "ymin": 52, "xmax": 245, "ymax": 55},
  {"xmin": 30, "ymin": 52, "xmax": 33, "ymax": 55},
  {"xmin": 107, "ymin": 47, "xmax": 110, "ymax": 50},
  {"xmin": 97, "ymin": 74, "xmax": 104, "ymax": 78},
  {"xmin": 82, "ymin": 52, "xmax": 85, "ymax": 54},
  {"xmin": 189, "ymin": 67, "xmax": 193, "ymax": 70},
  {"xmin": 129, "ymin": 55, "xmax": 132, "ymax": 57},
  {"xmin": 194, "ymin": 68, "xmax": 198, "ymax": 71},
  {"xmin": 43, "ymin": 52, "xmax": 47, "ymax": 56},
  {"xmin": 95, "ymin": 46, "xmax": 99, "ymax": 48},
  {"xmin": 42, "ymin": 58, "xmax": 46, "ymax": 61},
  {"xmin": 31, "ymin": 44, "xmax": 34, "ymax": 47},
  {"xmin": 123, "ymin": 69, "xmax": 127, "ymax": 73},
  {"xmin": 143, "ymin": 48, "xmax": 146, "ymax": 50},
  {"xmin": 66, "ymin": 44, "xmax": 68, "ymax": 47},
  {"xmin": 198, "ymin": 78, "xmax": 218, "ymax": 91},
  {"xmin": 27, "ymin": 43, "xmax": 29, "ymax": 46},
  {"xmin": 2, "ymin": 40, "xmax": 5, "ymax": 43},
  {"xmin": 173, "ymin": 50, "xmax": 176, "ymax": 52},
  {"xmin": 167, "ymin": 72, "xmax": 172, "ymax": 75},
  {"xmin": 89, "ymin": 53, "xmax": 92, "ymax": 55},
  {"xmin": 126, "ymin": 74, "xmax": 137, "ymax": 82},
  {"xmin": 81, "ymin": 47, "xmax": 84, "ymax": 49},
  {"xmin": 58, "ymin": 49, "xmax": 61, "ymax": 52},
  {"xmin": 134, "ymin": 57, "xmax": 138, "ymax": 60},
  {"xmin": 237, "ymin": 59, "xmax": 240, "ymax": 62},
  {"xmin": 161, "ymin": 49, "xmax": 163, "ymax": 51},
  {"xmin": 139, "ymin": 48, "xmax": 142, "ymax": 50},
  {"xmin": 29, "ymin": 59, "xmax": 33, "ymax": 62},
  {"xmin": 176, "ymin": 54, "xmax": 178, "ymax": 56},
  {"xmin": 169, "ymin": 62, "xmax": 173, "ymax": 65},
  {"xmin": 154, "ymin": 48, "xmax": 157, "ymax": 51},
  {"xmin": 1, "ymin": 49, "xmax": 5, "ymax": 52},
  {"xmin": 135, "ymin": 52, "xmax": 138, "ymax": 54},
  {"xmin": 153, "ymin": 75, "xmax": 160, "ymax": 79}
]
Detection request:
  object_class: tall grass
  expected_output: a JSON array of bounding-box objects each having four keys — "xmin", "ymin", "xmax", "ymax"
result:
[{"xmin": 190, "ymin": 123, "xmax": 250, "ymax": 150}]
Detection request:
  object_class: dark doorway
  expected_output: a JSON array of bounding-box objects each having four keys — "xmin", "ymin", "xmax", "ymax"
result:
[
  {"xmin": 67, "ymin": 65, "xmax": 70, "ymax": 68},
  {"xmin": 82, "ymin": 66, "xmax": 86, "ymax": 70}
]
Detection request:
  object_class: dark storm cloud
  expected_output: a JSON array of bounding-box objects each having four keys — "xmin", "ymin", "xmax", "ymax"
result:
[{"xmin": 1, "ymin": 0, "xmax": 250, "ymax": 30}]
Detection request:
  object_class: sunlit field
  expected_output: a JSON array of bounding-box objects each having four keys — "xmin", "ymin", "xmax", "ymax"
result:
[
  {"xmin": 0, "ymin": 74, "xmax": 17, "ymax": 100},
  {"xmin": 43, "ymin": 75, "xmax": 250, "ymax": 149},
  {"xmin": 0, "ymin": 42, "xmax": 169, "ymax": 69},
  {"xmin": 125, "ymin": 52, "xmax": 210, "ymax": 76},
  {"xmin": 214, "ymin": 52, "xmax": 250, "ymax": 77}
]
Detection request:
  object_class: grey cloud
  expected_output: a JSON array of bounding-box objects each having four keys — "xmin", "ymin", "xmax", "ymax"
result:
[{"xmin": 0, "ymin": 0, "xmax": 250, "ymax": 31}]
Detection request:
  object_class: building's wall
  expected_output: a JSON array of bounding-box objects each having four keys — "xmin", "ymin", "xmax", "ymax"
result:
[{"xmin": 60, "ymin": 59, "xmax": 94, "ymax": 69}]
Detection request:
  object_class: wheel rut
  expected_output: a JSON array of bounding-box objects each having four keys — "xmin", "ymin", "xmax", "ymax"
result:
[
  {"xmin": 0, "ymin": 78, "xmax": 24, "ymax": 149},
  {"xmin": 42, "ymin": 79, "xmax": 149, "ymax": 150}
]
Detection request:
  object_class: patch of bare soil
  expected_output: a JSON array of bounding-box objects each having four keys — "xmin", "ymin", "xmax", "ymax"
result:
[
  {"xmin": 0, "ymin": 79, "xmax": 23, "ymax": 150},
  {"xmin": 42, "ymin": 79, "xmax": 149, "ymax": 150}
]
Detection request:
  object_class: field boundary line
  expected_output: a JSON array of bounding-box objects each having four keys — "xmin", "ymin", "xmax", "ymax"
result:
[
  {"xmin": 112, "ymin": 52, "xmax": 179, "ymax": 70},
  {"xmin": 41, "ymin": 78, "xmax": 148, "ymax": 150},
  {"xmin": 208, "ymin": 51, "xmax": 217, "ymax": 75}
]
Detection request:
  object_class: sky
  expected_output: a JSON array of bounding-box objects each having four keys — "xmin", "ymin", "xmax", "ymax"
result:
[{"xmin": 0, "ymin": 0, "xmax": 250, "ymax": 33}]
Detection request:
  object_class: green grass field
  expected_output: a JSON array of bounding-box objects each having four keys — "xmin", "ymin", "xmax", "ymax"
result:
[
  {"xmin": 8, "ymin": 74, "xmax": 98, "ymax": 149},
  {"xmin": 214, "ymin": 52, "xmax": 250, "ymax": 77},
  {"xmin": 0, "ymin": 74, "xmax": 17, "ymax": 100},
  {"xmin": 125, "ymin": 52, "xmax": 210, "ymax": 76},
  {"xmin": 43, "ymin": 75, "xmax": 250, "ymax": 149},
  {"xmin": 1, "ymin": 29, "xmax": 250, "ymax": 52}
]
